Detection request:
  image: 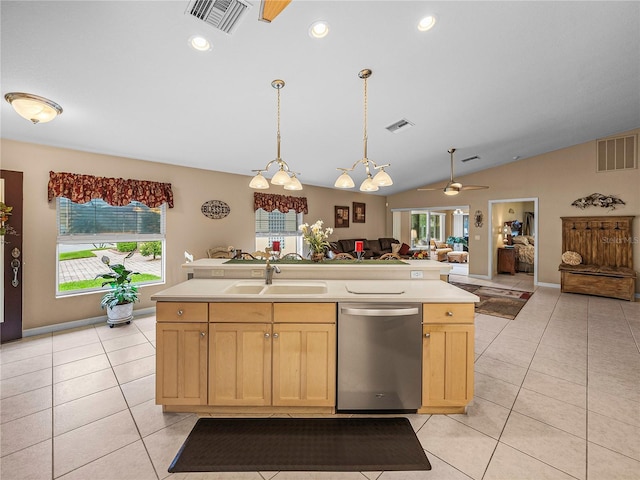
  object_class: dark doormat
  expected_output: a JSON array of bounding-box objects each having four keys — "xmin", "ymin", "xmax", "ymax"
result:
[
  {"xmin": 169, "ymin": 417, "xmax": 431, "ymax": 473},
  {"xmin": 450, "ymin": 282, "xmax": 533, "ymax": 320}
]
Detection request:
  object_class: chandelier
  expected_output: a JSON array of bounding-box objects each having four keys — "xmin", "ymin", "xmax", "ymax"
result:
[
  {"xmin": 249, "ymin": 79, "xmax": 302, "ymax": 191},
  {"xmin": 334, "ymin": 69, "xmax": 392, "ymax": 192}
]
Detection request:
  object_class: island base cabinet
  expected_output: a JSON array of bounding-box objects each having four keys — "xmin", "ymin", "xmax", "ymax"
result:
[
  {"xmin": 272, "ymin": 323, "xmax": 336, "ymax": 407},
  {"xmin": 420, "ymin": 324, "xmax": 474, "ymax": 414},
  {"xmin": 209, "ymin": 323, "xmax": 272, "ymax": 406},
  {"xmin": 156, "ymin": 323, "xmax": 208, "ymax": 406}
]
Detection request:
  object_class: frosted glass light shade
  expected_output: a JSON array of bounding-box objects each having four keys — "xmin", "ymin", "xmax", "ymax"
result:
[
  {"xmin": 284, "ymin": 175, "xmax": 303, "ymax": 190},
  {"xmin": 5, "ymin": 92, "xmax": 62, "ymax": 124},
  {"xmin": 444, "ymin": 185, "xmax": 459, "ymax": 195},
  {"xmin": 334, "ymin": 172, "xmax": 355, "ymax": 188},
  {"xmin": 359, "ymin": 177, "xmax": 379, "ymax": 192},
  {"xmin": 271, "ymin": 168, "xmax": 291, "ymax": 185},
  {"xmin": 249, "ymin": 172, "xmax": 270, "ymax": 189},
  {"xmin": 372, "ymin": 168, "xmax": 393, "ymax": 186}
]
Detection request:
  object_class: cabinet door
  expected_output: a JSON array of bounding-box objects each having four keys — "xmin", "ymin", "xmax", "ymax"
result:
[
  {"xmin": 209, "ymin": 323, "xmax": 272, "ymax": 406},
  {"xmin": 422, "ymin": 324, "xmax": 474, "ymax": 408},
  {"xmin": 156, "ymin": 323, "xmax": 208, "ymax": 405},
  {"xmin": 272, "ymin": 323, "xmax": 336, "ymax": 407}
]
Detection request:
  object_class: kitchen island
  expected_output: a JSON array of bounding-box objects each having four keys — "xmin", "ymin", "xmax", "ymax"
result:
[{"xmin": 152, "ymin": 260, "xmax": 478, "ymax": 415}]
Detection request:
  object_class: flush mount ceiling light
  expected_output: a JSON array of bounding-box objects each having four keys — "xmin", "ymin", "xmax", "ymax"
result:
[
  {"xmin": 417, "ymin": 15, "xmax": 437, "ymax": 32},
  {"xmin": 249, "ymin": 79, "xmax": 302, "ymax": 191},
  {"xmin": 334, "ymin": 69, "xmax": 392, "ymax": 193},
  {"xmin": 309, "ymin": 20, "xmax": 329, "ymax": 38},
  {"xmin": 4, "ymin": 92, "xmax": 63, "ymax": 124},
  {"xmin": 188, "ymin": 34, "xmax": 211, "ymax": 51}
]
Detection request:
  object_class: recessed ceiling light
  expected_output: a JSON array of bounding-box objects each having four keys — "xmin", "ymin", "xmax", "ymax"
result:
[
  {"xmin": 309, "ymin": 21, "xmax": 329, "ymax": 39},
  {"xmin": 188, "ymin": 35, "xmax": 211, "ymax": 51},
  {"xmin": 417, "ymin": 15, "xmax": 436, "ymax": 32}
]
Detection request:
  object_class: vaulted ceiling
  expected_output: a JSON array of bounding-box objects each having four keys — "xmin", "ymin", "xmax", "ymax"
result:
[{"xmin": 2, "ymin": 1, "xmax": 639, "ymax": 195}]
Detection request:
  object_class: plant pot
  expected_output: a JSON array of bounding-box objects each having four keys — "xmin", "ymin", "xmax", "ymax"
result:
[
  {"xmin": 106, "ymin": 302, "xmax": 133, "ymax": 328},
  {"xmin": 311, "ymin": 252, "xmax": 325, "ymax": 263}
]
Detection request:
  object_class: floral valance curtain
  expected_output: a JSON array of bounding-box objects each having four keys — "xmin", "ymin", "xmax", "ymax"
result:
[
  {"xmin": 254, "ymin": 192, "xmax": 308, "ymax": 214},
  {"xmin": 47, "ymin": 171, "xmax": 174, "ymax": 208}
]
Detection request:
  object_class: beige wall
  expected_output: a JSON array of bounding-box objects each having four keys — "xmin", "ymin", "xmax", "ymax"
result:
[
  {"xmin": 1, "ymin": 139, "xmax": 387, "ymax": 329},
  {"xmin": 387, "ymin": 129, "xmax": 640, "ymax": 292}
]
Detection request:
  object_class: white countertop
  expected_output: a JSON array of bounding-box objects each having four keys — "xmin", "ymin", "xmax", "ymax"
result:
[{"xmin": 151, "ymin": 278, "xmax": 479, "ymax": 304}]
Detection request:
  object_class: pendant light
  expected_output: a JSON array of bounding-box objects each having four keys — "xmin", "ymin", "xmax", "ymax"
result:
[
  {"xmin": 334, "ymin": 69, "xmax": 393, "ymax": 192},
  {"xmin": 249, "ymin": 79, "xmax": 302, "ymax": 190},
  {"xmin": 4, "ymin": 92, "xmax": 63, "ymax": 124}
]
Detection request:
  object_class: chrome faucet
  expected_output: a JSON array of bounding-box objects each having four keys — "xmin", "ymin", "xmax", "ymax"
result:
[{"xmin": 265, "ymin": 259, "xmax": 281, "ymax": 285}]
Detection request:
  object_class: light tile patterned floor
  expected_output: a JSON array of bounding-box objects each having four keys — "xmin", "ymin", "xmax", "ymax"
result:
[{"xmin": 1, "ymin": 274, "xmax": 639, "ymax": 479}]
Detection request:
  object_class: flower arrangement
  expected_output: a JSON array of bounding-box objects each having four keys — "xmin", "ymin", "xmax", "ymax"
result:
[
  {"xmin": 299, "ymin": 220, "xmax": 333, "ymax": 254},
  {"xmin": 0, "ymin": 202, "xmax": 13, "ymax": 236}
]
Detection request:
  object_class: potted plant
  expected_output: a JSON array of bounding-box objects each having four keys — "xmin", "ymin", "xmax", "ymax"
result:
[
  {"xmin": 446, "ymin": 236, "xmax": 469, "ymax": 252},
  {"xmin": 96, "ymin": 251, "xmax": 139, "ymax": 327}
]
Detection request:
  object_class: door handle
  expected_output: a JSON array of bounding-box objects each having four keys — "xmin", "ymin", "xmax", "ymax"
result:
[{"xmin": 10, "ymin": 258, "xmax": 20, "ymax": 287}]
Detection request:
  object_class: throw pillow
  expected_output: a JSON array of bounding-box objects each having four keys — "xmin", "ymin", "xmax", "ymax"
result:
[
  {"xmin": 524, "ymin": 235, "xmax": 535, "ymax": 245},
  {"xmin": 391, "ymin": 243, "xmax": 401, "ymax": 254},
  {"xmin": 561, "ymin": 251, "xmax": 582, "ymax": 265},
  {"xmin": 435, "ymin": 241, "xmax": 448, "ymax": 249},
  {"xmin": 513, "ymin": 236, "xmax": 529, "ymax": 245},
  {"xmin": 399, "ymin": 243, "xmax": 411, "ymax": 256}
]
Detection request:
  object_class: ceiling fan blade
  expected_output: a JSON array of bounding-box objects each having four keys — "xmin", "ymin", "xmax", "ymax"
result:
[
  {"xmin": 259, "ymin": 0, "xmax": 292, "ymax": 22},
  {"xmin": 460, "ymin": 185, "xmax": 489, "ymax": 191}
]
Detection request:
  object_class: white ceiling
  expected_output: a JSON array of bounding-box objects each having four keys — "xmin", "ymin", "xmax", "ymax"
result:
[{"xmin": 2, "ymin": 1, "xmax": 639, "ymax": 195}]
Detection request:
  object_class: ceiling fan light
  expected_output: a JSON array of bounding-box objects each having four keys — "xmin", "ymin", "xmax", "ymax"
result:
[
  {"xmin": 450, "ymin": 181, "xmax": 462, "ymax": 188},
  {"xmin": 334, "ymin": 172, "xmax": 355, "ymax": 188},
  {"xmin": 359, "ymin": 177, "xmax": 379, "ymax": 192},
  {"xmin": 270, "ymin": 168, "xmax": 291, "ymax": 185},
  {"xmin": 284, "ymin": 174, "xmax": 303, "ymax": 190},
  {"xmin": 372, "ymin": 168, "xmax": 393, "ymax": 186},
  {"xmin": 249, "ymin": 172, "xmax": 270, "ymax": 189},
  {"xmin": 5, "ymin": 92, "xmax": 63, "ymax": 124},
  {"xmin": 444, "ymin": 186, "xmax": 459, "ymax": 196}
]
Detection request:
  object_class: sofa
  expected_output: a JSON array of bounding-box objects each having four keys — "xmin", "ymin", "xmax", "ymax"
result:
[{"xmin": 333, "ymin": 237, "xmax": 410, "ymax": 258}]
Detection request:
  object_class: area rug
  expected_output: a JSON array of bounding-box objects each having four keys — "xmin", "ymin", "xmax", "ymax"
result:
[
  {"xmin": 168, "ymin": 417, "xmax": 431, "ymax": 473},
  {"xmin": 450, "ymin": 282, "xmax": 533, "ymax": 320}
]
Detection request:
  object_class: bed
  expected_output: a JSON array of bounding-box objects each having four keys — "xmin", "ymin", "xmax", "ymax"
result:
[{"xmin": 511, "ymin": 235, "xmax": 535, "ymax": 273}]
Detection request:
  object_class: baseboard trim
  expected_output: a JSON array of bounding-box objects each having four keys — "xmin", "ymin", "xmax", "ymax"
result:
[
  {"xmin": 536, "ymin": 282, "xmax": 560, "ymax": 289},
  {"xmin": 23, "ymin": 307, "xmax": 156, "ymax": 338}
]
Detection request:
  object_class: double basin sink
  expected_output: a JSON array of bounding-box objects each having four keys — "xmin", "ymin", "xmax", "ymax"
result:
[{"xmin": 223, "ymin": 280, "xmax": 328, "ymax": 296}]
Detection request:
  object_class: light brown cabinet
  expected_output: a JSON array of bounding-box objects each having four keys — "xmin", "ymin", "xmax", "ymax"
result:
[
  {"xmin": 420, "ymin": 303, "xmax": 474, "ymax": 414},
  {"xmin": 207, "ymin": 302, "xmax": 336, "ymax": 410},
  {"xmin": 156, "ymin": 302, "xmax": 208, "ymax": 406}
]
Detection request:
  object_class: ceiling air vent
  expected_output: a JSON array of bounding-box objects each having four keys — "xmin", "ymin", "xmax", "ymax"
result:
[
  {"xmin": 385, "ymin": 118, "xmax": 415, "ymax": 134},
  {"xmin": 185, "ymin": 0, "xmax": 251, "ymax": 35},
  {"xmin": 597, "ymin": 134, "xmax": 637, "ymax": 172}
]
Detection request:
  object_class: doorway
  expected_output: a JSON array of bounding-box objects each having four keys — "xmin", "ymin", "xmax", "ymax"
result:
[{"xmin": 488, "ymin": 198, "xmax": 538, "ymax": 285}]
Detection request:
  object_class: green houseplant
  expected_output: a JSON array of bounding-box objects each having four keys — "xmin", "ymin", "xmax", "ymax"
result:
[{"xmin": 96, "ymin": 251, "xmax": 139, "ymax": 327}]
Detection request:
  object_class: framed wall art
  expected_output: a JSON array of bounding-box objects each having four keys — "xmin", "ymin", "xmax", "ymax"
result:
[
  {"xmin": 352, "ymin": 202, "xmax": 366, "ymax": 223},
  {"xmin": 335, "ymin": 206, "xmax": 350, "ymax": 228}
]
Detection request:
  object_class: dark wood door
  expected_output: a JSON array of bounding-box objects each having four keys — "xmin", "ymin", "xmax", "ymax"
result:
[{"xmin": 1, "ymin": 170, "xmax": 23, "ymax": 343}]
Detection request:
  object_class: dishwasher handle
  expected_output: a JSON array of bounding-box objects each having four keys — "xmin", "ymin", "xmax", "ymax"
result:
[{"xmin": 340, "ymin": 306, "xmax": 420, "ymax": 317}]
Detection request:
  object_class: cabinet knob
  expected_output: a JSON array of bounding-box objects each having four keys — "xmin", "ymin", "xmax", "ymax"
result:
[
  {"xmin": 446, "ymin": 311, "xmax": 454, "ymax": 316},
  {"xmin": 264, "ymin": 333, "xmax": 270, "ymax": 338},
  {"xmin": 424, "ymin": 333, "xmax": 431, "ymax": 338},
  {"xmin": 200, "ymin": 332, "xmax": 206, "ymax": 337},
  {"xmin": 273, "ymin": 333, "xmax": 279, "ymax": 338},
  {"xmin": 177, "ymin": 309, "xmax": 183, "ymax": 316}
]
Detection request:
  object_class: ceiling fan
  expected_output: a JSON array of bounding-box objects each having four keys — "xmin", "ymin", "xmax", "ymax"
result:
[{"xmin": 417, "ymin": 148, "xmax": 489, "ymax": 195}]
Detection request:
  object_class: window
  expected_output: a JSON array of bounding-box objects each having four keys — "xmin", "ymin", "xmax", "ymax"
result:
[
  {"xmin": 255, "ymin": 208, "xmax": 302, "ymax": 254},
  {"xmin": 429, "ymin": 213, "xmax": 445, "ymax": 242},
  {"xmin": 56, "ymin": 198, "xmax": 165, "ymax": 296}
]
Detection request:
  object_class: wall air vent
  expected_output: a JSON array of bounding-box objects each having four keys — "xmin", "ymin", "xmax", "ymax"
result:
[
  {"xmin": 385, "ymin": 118, "xmax": 415, "ymax": 133},
  {"xmin": 185, "ymin": 0, "xmax": 251, "ymax": 35},
  {"xmin": 597, "ymin": 134, "xmax": 637, "ymax": 172}
]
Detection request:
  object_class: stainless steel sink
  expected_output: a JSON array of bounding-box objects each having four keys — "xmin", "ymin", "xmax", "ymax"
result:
[
  {"xmin": 262, "ymin": 282, "xmax": 328, "ymax": 295},
  {"xmin": 222, "ymin": 281, "xmax": 266, "ymax": 295}
]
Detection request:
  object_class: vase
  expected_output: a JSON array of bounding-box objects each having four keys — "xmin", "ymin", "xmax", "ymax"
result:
[{"xmin": 311, "ymin": 252, "xmax": 325, "ymax": 263}]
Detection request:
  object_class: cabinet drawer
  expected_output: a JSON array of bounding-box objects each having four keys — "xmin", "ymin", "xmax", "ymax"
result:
[
  {"xmin": 273, "ymin": 303, "xmax": 336, "ymax": 323},
  {"xmin": 423, "ymin": 303, "xmax": 474, "ymax": 324},
  {"xmin": 210, "ymin": 302, "xmax": 272, "ymax": 323},
  {"xmin": 156, "ymin": 302, "xmax": 208, "ymax": 322}
]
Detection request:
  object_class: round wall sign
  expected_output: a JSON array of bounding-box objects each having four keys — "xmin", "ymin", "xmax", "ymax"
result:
[{"xmin": 201, "ymin": 200, "xmax": 230, "ymax": 219}]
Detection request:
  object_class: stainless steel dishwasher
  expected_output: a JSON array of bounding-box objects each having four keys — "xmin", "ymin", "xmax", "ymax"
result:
[{"xmin": 337, "ymin": 303, "xmax": 422, "ymax": 412}]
